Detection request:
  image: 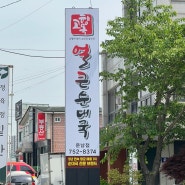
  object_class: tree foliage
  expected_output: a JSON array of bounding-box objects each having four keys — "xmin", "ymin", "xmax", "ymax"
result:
[{"xmin": 100, "ymin": 0, "xmax": 185, "ymax": 184}]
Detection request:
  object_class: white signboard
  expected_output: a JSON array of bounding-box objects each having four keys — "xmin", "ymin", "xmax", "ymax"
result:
[
  {"xmin": 0, "ymin": 66, "xmax": 9, "ymax": 169},
  {"xmin": 65, "ymin": 8, "xmax": 99, "ymax": 157}
]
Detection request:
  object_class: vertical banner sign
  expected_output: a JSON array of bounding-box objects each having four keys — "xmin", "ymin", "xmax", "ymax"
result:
[
  {"xmin": 15, "ymin": 100, "xmax": 22, "ymax": 121},
  {"xmin": 65, "ymin": 8, "xmax": 99, "ymax": 184},
  {"xmin": 37, "ymin": 112, "xmax": 46, "ymax": 141},
  {"xmin": 0, "ymin": 66, "xmax": 9, "ymax": 170}
]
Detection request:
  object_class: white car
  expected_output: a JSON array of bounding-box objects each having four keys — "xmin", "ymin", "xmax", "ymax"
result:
[{"xmin": 6, "ymin": 171, "xmax": 35, "ymax": 185}]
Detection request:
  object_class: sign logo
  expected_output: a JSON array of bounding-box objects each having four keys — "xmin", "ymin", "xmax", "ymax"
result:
[
  {"xmin": 0, "ymin": 67, "xmax": 8, "ymax": 79},
  {"xmin": 71, "ymin": 14, "xmax": 93, "ymax": 36}
]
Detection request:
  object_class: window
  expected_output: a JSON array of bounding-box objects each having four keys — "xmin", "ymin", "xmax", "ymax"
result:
[
  {"xmin": 108, "ymin": 89, "xmax": 116, "ymax": 123},
  {"xmin": 131, "ymin": 101, "xmax": 137, "ymax": 113},
  {"xmin": 20, "ymin": 165, "xmax": 34, "ymax": 174},
  {"xmin": 19, "ymin": 132, "xmax": 22, "ymax": 142},
  {"xmin": 140, "ymin": 95, "xmax": 152, "ymax": 107},
  {"xmin": 54, "ymin": 117, "xmax": 61, "ymax": 122},
  {"xmin": 7, "ymin": 165, "xmax": 16, "ymax": 171},
  {"xmin": 108, "ymin": 87, "xmax": 121, "ymax": 123}
]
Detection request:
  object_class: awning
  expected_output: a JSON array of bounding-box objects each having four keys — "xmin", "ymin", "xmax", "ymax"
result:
[{"xmin": 22, "ymin": 142, "xmax": 33, "ymax": 153}]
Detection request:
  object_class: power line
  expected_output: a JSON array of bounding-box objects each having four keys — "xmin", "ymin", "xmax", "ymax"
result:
[
  {"xmin": 0, "ymin": 0, "xmax": 22, "ymax": 9},
  {"xmin": 0, "ymin": 0, "xmax": 54, "ymax": 32},
  {"xmin": 14, "ymin": 67, "xmax": 64, "ymax": 85},
  {"xmin": 14, "ymin": 71, "xmax": 63, "ymax": 94},
  {"xmin": 9, "ymin": 65, "xmax": 65, "ymax": 96},
  {"xmin": 14, "ymin": 65, "xmax": 65, "ymax": 80},
  {"xmin": 0, "ymin": 48, "xmax": 65, "ymax": 52},
  {"xmin": 0, "ymin": 48, "xmax": 65, "ymax": 58}
]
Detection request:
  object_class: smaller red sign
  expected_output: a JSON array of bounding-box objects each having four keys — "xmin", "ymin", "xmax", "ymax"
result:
[
  {"xmin": 37, "ymin": 113, "xmax": 46, "ymax": 141},
  {"xmin": 71, "ymin": 14, "xmax": 93, "ymax": 36}
]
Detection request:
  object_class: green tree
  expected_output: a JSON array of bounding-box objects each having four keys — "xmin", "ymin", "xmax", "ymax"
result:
[{"xmin": 100, "ymin": 0, "xmax": 185, "ymax": 185}]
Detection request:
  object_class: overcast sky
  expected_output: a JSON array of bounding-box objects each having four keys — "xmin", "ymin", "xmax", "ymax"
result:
[{"xmin": 0, "ymin": 0, "xmax": 122, "ymax": 125}]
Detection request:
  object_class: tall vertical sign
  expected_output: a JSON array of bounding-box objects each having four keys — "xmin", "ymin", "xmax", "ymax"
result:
[
  {"xmin": 0, "ymin": 66, "xmax": 9, "ymax": 171},
  {"xmin": 65, "ymin": 8, "xmax": 99, "ymax": 185},
  {"xmin": 15, "ymin": 100, "xmax": 22, "ymax": 121}
]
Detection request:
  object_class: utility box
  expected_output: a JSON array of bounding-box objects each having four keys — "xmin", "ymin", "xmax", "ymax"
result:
[{"xmin": 40, "ymin": 153, "xmax": 65, "ymax": 185}]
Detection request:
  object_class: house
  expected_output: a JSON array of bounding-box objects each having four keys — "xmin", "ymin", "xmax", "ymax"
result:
[{"xmin": 17, "ymin": 105, "xmax": 65, "ymax": 168}]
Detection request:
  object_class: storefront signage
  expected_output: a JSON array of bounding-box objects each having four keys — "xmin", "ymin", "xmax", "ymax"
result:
[
  {"xmin": 0, "ymin": 66, "xmax": 9, "ymax": 169},
  {"xmin": 65, "ymin": 8, "xmax": 99, "ymax": 168},
  {"xmin": 37, "ymin": 112, "xmax": 46, "ymax": 141}
]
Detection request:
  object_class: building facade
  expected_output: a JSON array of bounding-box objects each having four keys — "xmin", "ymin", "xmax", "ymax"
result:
[
  {"xmin": 17, "ymin": 106, "xmax": 66, "ymax": 169},
  {"xmin": 101, "ymin": 1, "xmax": 185, "ymax": 185}
]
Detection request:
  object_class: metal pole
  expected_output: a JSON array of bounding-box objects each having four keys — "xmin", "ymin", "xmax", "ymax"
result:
[{"xmin": 9, "ymin": 65, "xmax": 14, "ymax": 184}]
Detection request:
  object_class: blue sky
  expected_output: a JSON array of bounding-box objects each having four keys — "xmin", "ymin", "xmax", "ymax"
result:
[{"xmin": 0, "ymin": 0, "xmax": 122, "ymax": 124}]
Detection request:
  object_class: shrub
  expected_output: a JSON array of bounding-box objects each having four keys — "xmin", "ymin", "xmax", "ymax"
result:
[
  {"xmin": 108, "ymin": 163, "xmax": 143, "ymax": 185},
  {"xmin": 100, "ymin": 176, "xmax": 109, "ymax": 185}
]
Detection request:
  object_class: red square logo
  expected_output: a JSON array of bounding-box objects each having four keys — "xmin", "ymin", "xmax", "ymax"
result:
[{"xmin": 71, "ymin": 14, "xmax": 93, "ymax": 36}]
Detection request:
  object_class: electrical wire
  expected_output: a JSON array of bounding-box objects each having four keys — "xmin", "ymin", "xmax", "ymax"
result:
[
  {"xmin": 14, "ymin": 71, "xmax": 64, "ymax": 94},
  {"xmin": 0, "ymin": 48, "xmax": 64, "ymax": 58},
  {"xmin": 14, "ymin": 65, "xmax": 64, "ymax": 79},
  {"xmin": 14, "ymin": 66, "xmax": 64, "ymax": 85},
  {"xmin": 12, "ymin": 65, "xmax": 65, "ymax": 93},
  {"xmin": 0, "ymin": 48, "xmax": 65, "ymax": 52},
  {"xmin": 0, "ymin": 0, "xmax": 22, "ymax": 9},
  {"xmin": 0, "ymin": 0, "xmax": 54, "ymax": 32}
]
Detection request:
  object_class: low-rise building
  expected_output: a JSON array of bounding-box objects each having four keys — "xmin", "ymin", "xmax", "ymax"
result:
[{"xmin": 17, "ymin": 106, "xmax": 65, "ymax": 169}]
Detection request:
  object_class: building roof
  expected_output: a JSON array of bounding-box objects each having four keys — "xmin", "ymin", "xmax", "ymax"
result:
[
  {"xmin": 18, "ymin": 105, "xmax": 102, "ymax": 126},
  {"xmin": 18, "ymin": 106, "xmax": 65, "ymax": 126},
  {"xmin": 33, "ymin": 106, "xmax": 65, "ymax": 113},
  {"xmin": 34, "ymin": 106, "xmax": 101, "ymax": 113}
]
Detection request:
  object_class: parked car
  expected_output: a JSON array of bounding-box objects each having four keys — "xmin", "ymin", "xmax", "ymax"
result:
[
  {"xmin": 7, "ymin": 162, "xmax": 36, "ymax": 177},
  {"xmin": 6, "ymin": 171, "xmax": 35, "ymax": 185}
]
